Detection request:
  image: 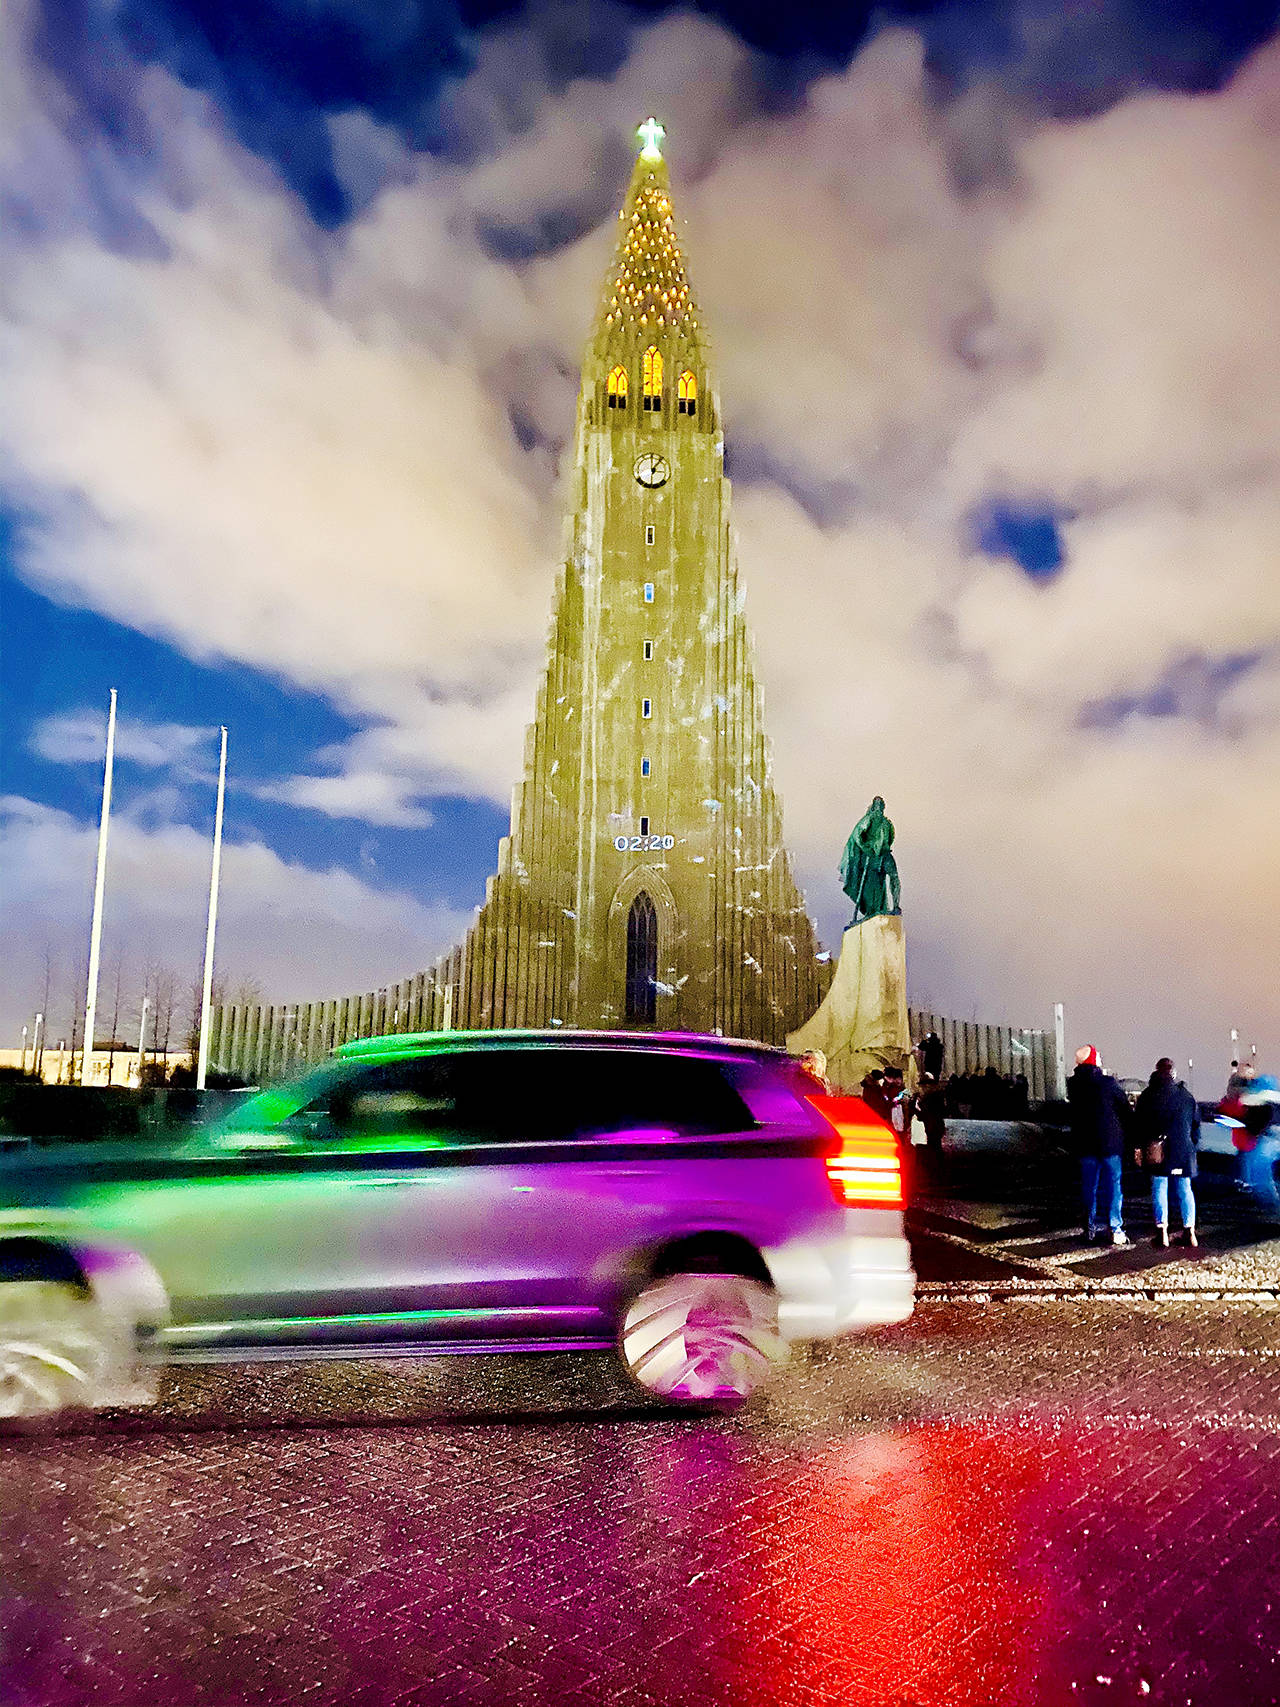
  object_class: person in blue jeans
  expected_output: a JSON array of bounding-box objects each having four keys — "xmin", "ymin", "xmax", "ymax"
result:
[
  {"xmin": 1134, "ymin": 1058, "xmax": 1200, "ymax": 1247},
  {"xmin": 1068, "ymin": 1045, "xmax": 1133, "ymax": 1246},
  {"xmin": 1238, "ymin": 1077, "xmax": 1280, "ymax": 1221}
]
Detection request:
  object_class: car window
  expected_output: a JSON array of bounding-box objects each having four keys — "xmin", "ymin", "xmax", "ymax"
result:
[
  {"xmin": 301, "ymin": 1057, "xmax": 461, "ymax": 1142},
  {"xmin": 451, "ymin": 1049, "xmax": 755, "ymax": 1143}
]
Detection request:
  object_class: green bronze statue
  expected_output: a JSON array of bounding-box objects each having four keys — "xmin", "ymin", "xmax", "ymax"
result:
[{"xmin": 840, "ymin": 796, "xmax": 901, "ymax": 925}]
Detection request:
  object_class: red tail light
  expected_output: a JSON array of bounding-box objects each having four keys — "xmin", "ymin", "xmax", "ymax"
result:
[{"xmin": 806, "ymin": 1094, "xmax": 904, "ymax": 1209}]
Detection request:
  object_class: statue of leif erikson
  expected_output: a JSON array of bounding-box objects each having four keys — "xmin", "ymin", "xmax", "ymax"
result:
[{"xmin": 839, "ymin": 796, "xmax": 901, "ymax": 926}]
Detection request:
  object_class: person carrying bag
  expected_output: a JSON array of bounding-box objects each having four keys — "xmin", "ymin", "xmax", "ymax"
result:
[{"xmin": 1134, "ymin": 1058, "xmax": 1200, "ymax": 1248}]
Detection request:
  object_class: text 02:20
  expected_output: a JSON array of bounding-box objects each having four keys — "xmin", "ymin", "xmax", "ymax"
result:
[{"xmin": 614, "ymin": 833, "xmax": 675, "ymax": 852}]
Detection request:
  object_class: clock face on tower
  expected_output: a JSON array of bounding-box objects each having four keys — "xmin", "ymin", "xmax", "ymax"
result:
[{"xmin": 633, "ymin": 453, "xmax": 670, "ymax": 489}]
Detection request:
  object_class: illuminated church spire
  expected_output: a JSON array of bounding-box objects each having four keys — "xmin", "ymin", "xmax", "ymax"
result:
[
  {"xmin": 210, "ymin": 118, "xmax": 829, "ymax": 1072},
  {"xmin": 596, "ymin": 119, "xmax": 700, "ymax": 342}
]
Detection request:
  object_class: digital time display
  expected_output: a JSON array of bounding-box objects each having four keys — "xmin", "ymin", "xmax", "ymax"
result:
[{"xmin": 614, "ymin": 833, "xmax": 675, "ymax": 852}]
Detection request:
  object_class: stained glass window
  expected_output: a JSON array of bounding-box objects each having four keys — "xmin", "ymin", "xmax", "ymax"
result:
[
  {"xmin": 608, "ymin": 365, "xmax": 628, "ymax": 408},
  {"xmin": 677, "ymin": 371, "xmax": 697, "ymax": 416},
  {"xmin": 642, "ymin": 347, "xmax": 663, "ymax": 410}
]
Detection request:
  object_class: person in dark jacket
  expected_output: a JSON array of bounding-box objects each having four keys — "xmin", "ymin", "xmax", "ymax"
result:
[
  {"xmin": 1134, "ymin": 1058, "xmax": 1200, "ymax": 1248},
  {"xmin": 917, "ymin": 1073, "xmax": 946, "ymax": 1151},
  {"xmin": 1068, "ymin": 1045, "xmax": 1132, "ymax": 1245},
  {"xmin": 861, "ymin": 1070, "xmax": 890, "ymax": 1122},
  {"xmin": 920, "ymin": 1030, "xmax": 945, "ymax": 1080}
]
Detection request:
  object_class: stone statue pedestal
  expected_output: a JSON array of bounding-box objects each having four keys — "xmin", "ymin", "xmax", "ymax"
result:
[{"xmin": 787, "ymin": 914, "xmax": 912, "ymax": 1094}]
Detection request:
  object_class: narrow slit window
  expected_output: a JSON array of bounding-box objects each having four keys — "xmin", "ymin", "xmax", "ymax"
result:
[
  {"xmin": 624, "ymin": 892, "xmax": 658, "ymax": 1024},
  {"xmin": 643, "ymin": 582, "xmax": 655, "ymax": 604},
  {"xmin": 608, "ymin": 365, "xmax": 628, "ymax": 409},
  {"xmin": 639, "ymin": 816, "xmax": 650, "ymax": 836},
  {"xmin": 642, "ymin": 346, "xmax": 663, "ymax": 411},
  {"xmin": 641, "ymin": 698, "xmax": 652, "ymax": 719},
  {"xmin": 641, "ymin": 757, "xmax": 651, "ymax": 778},
  {"xmin": 677, "ymin": 370, "xmax": 697, "ymax": 416},
  {"xmin": 645, "ymin": 524, "xmax": 655, "ymax": 545},
  {"xmin": 643, "ymin": 639, "xmax": 654, "ymax": 661}
]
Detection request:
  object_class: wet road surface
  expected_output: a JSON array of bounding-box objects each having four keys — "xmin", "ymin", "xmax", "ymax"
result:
[{"xmin": 3, "ymin": 1299, "xmax": 1279, "ymax": 1706}]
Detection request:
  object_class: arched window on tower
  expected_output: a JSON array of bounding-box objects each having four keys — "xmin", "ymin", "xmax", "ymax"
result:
[
  {"xmin": 607, "ymin": 366, "xmax": 628, "ymax": 409},
  {"xmin": 642, "ymin": 347, "xmax": 663, "ymax": 411},
  {"xmin": 624, "ymin": 891, "xmax": 658, "ymax": 1023},
  {"xmin": 677, "ymin": 371, "xmax": 697, "ymax": 416}
]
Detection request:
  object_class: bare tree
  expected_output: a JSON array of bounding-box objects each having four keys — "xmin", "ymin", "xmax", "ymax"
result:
[
  {"xmin": 103, "ymin": 952, "xmax": 127, "ymax": 1087},
  {"xmin": 36, "ymin": 942, "xmax": 56, "ymax": 1077},
  {"xmin": 229, "ymin": 974, "xmax": 264, "ymax": 1009},
  {"xmin": 185, "ymin": 975, "xmax": 228, "ymax": 1065},
  {"xmin": 154, "ymin": 968, "xmax": 177, "ymax": 1072},
  {"xmin": 67, "ymin": 1001, "xmax": 81, "ymax": 1086}
]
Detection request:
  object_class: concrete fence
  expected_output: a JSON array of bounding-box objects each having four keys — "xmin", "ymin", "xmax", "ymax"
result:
[
  {"xmin": 212, "ymin": 974, "xmax": 1059, "ymax": 1100},
  {"xmin": 908, "ymin": 1009, "xmax": 1058, "ymax": 1104},
  {"xmin": 209, "ymin": 949, "xmax": 464, "ymax": 1085}
]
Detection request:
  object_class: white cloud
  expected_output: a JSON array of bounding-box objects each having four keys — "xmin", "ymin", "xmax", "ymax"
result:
[
  {"xmin": 252, "ymin": 769, "xmax": 434, "ymax": 830},
  {"xmin": 30, "ymin": 708, "xmax": 217, "ymax": 771},
  {"xmin": 3, "ymin": 7, "xmax": 1280, "ymax": 1072},
  {"xmin": 0, "ymin": 795, "xmax": 470, "ymax": 1040}
]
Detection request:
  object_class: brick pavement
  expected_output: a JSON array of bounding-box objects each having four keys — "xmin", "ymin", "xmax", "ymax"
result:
[{"xmin": 3, "ymin": 1302, "xmax": 1280, "ymax": 1707}]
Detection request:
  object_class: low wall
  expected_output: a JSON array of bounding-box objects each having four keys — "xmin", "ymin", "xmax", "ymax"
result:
[
  {"xmin": 909, "ymin": 1009, "xmax": 1058, "ymax": 1103},
  {"xmin": 0, "ymin": 1086, "xmax": 239, "ymax": 1145},
  {"xmin": 209, "ymin": 984, "xmax": 1060, "ymax": 1094}
]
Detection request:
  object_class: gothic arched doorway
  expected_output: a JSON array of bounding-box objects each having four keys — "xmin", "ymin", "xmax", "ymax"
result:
[{"xmin": 624, "ymin": 891, "xmax": 658, "ymax": 1023}]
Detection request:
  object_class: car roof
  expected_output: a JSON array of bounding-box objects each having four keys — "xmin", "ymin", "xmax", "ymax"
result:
[{"xmin": 333, "ymin": 1028, "xmax": 786, "ymax": 1064}]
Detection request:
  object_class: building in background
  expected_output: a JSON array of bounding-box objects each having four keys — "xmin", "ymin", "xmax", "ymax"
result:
[
  {"xmin": 212, "ymin": 122, "xmax": 830, "ymax": 1078},
  {"xmin": 0, "ymin": 1048, "xmax": 188, "ymax": 1088}
]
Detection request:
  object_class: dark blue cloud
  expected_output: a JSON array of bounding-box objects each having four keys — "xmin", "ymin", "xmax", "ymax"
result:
[
  {"xmin": 1079, "ymin": 651, "xmax": 1265, "ymax": 731},
  {"xmin": 973, "ymin": 501, "xmax": 1066, "ymax": 580},
  {"xmin": 921, "ymin": 0, "xmax": 1280, "ymax": 116},
  {"xmin": 29, "ymin": 1, "xmax": 1280, "ymax": 227}
]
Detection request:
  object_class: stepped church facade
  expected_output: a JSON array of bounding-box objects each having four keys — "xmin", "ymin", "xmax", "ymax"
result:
[{"xmin": 211, "ymin": 123, "xmax": 831, "ymax": 1079}]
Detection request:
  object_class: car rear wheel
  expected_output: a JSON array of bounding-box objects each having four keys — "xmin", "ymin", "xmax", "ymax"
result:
[
  {"xmin": 619, "ymin": 1271, "xmax": 789, "ymax": 1406},
  {"xmin": 0, "ymin": 1281, "xmax": 112, "ymax": 1427}
]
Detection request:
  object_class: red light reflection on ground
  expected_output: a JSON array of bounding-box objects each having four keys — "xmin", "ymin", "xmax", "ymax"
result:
[{"xmin": 734, "ymin": 1424, "xmax": 1058, "ymax": 1705}]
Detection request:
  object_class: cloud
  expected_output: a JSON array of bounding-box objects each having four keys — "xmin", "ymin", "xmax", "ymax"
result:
[
  {"xmin": 3, "ymin": 5, "xmax": 1280, "ymax": 1073},
  {"xmin": 0, "ymin": 794, "xmax": 471, "ymax": 1040},
  {"xmin": 252, "ymin": 768, "xmax": 434, "ymax": 830},
  {"xmin": 30, "ymin": 708, "xmax": 217, "ymax": 770}
]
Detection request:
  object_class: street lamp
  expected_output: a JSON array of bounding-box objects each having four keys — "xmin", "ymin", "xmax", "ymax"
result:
[{"xmin": 136, "ymin": 997, "xmax": 151, "ymax": 1089}]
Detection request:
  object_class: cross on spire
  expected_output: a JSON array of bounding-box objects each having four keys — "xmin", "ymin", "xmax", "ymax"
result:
[{"xmin": 637, "ymin": 116, "xmax": 665, "ymax": 161}]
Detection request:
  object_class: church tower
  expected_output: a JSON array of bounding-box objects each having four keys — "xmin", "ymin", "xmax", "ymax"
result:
[{"xmin": 449, "ymin": 120, "xmax": 828, "ymax": 1043}]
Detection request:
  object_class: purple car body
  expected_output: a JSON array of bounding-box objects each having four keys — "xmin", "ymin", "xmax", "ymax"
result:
[{"xmin": 0, "ymin": 1031, "xmax": 915, "ymax": 1414}]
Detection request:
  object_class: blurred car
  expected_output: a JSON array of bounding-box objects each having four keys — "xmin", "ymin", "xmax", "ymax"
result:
[{"xmin": 0, "ymin": 1030, "xmax": 914, "ymax": 1422}]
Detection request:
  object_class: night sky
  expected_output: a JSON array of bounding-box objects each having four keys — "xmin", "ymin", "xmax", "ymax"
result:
[{"xmin": 3, "ymin": 0, "xmax": 1279, "ymax": 1077}]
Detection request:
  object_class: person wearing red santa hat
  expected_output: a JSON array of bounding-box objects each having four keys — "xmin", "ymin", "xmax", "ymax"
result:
[{"xmin": 1068, "ymin": 1044, "xmax": 1133, "ymax": 1245}]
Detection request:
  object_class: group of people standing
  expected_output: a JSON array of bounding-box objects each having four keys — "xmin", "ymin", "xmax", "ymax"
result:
[
  {"xmin": 1069, "ymin": 1046, "xmax": 1280, "ymax": 1248},
  {"xmin": 859, "ymin": 1065, "xmax": 946, "ymax": 1151}
]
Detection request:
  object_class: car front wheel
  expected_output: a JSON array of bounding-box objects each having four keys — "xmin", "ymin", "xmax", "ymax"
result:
[
  {"xmin": 0, "ymin": 1280, "xmax": 115, "ymax": 1427},
  {"xmin": 619, "ymin": 1271, "xmax": 789, "ymax": 1405}
]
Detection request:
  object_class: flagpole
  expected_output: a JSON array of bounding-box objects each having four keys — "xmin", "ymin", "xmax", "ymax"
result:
[
  {"xmin": 195, "ymin": 726, "xmax": 227, "ymax": 1090},
  {"xmin": 81, "ymin": 688, "xmax": 117, "ymax": 1085}
]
